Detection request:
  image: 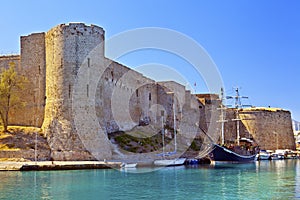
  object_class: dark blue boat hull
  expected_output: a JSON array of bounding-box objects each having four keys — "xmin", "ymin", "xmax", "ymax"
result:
[{"xmin": 209, "ymin": 144, "xmax": 257, "ymax": 163}]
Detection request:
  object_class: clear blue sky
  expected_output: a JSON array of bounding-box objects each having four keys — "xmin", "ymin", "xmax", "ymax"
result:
[{"xmin": 1, "ymin": 0, "xmax": 300, "ymax": 120}]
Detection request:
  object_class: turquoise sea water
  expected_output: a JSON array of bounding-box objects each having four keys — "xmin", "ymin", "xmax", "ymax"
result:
[{"xmin": 0, "ymin": 160, "xmax": 299, "ymax": 200}]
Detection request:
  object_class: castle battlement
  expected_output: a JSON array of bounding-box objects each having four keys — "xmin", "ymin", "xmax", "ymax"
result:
[
  {"xmin": 0, "ymin": 23, "xmax": 295, "ymax": 161},
  {"xmin": 0, "ymin": 22, "xmax": 204, "ymax": 160}
]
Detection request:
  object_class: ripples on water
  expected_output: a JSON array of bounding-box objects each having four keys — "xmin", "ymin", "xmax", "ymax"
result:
[{"xmin": 0, "ymin": 160, "xmax": 299, "ymax": 200}]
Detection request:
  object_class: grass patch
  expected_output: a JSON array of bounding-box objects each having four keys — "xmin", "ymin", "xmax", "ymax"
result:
[
  {"xmin": 109, "ymin": 129, "xmax": 172, "ymax": 153},
  {"xmin": 109, "ymin": 126, "xmax": 204, "ymax": 155}
]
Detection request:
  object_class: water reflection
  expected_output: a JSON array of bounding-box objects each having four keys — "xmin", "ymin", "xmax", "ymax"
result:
[
  {"xmin": 295, "ymin": 161, "xmax": 300, "ymax": 199},
  {"xmin": 0, "ymin": 171, "xmax": 54, "ymax": 199},
  {"xmin": 0, "ymin": 160, "xmax": 299, "ymax": 200},
  {"xmin": 256, "ymin": 160, "xmax": 299, "ymax": 199}
]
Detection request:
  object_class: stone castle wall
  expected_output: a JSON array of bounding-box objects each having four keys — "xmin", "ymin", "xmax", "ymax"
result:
[
  {"xmin": 223, "ymin": 108, "xmax": 251, "ymax": 144},
  {"xmin": 97, "ymin": 59, "xmax": 158, "ymax": 133},
  {"xmin": 0, "ymin": 23, "xmax": 297, "ymax": 161},
  {"xmin": 0, "ymin": 55, "xmax": 22, "ymax": 125},
  {"xmin": 0, "ymin": 23, "xmax": 203, "ymax": 161},
  {"xmin": 0, "ymin": 33, "xmax": 46, "ymax": 127},
  {"xmin": 196, "ymin": 94, "xmax": 221, "ymax": 144},
  {"xmin": 196, "ymin": 94, "xmax": 296, "ymax": 150},
  {"xmin": 19, "ymin": 33, "xmax": 46, "ymax": 126},
  {"xmin": 239, "ymin": 108, "xmax": 296, "ymax": 150},
  {"xmin": 0, "ymin": 55, "xmax": 20, "ymax": 69}
]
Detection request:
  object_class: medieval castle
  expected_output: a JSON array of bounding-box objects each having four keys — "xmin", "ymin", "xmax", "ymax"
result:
[{"xmin": 0, "ymin": 23, "xmax": 296, "ymax": 161}]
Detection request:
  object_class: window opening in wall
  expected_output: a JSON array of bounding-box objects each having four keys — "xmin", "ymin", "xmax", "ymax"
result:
[
  {"xmin": 69, "ymin": 84, "xmax": 71, "ymax": 98},
  {"xmin": 60, "ymin": 58, "xmax": 63, "ymax": 68},
  {"xmin": 87, "ymin": 84, "xmax": 89, "ymax": 97},
  {"xmin": 149, "ymin": 93, "xmax": 151, "ymax": 101},
  {"xmin": 111, "ymin": 71, "xmax": 114, "ymax": 82},
  {"xmin": 88, "ymin": 58, "xmax": 90, "ymax": 68},
  {"xmin": 136, "ymin": 89, "xmax": 139, "ymax": 97}
]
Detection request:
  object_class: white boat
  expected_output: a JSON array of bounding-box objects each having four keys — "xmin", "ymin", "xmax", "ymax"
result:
[
  {"xmin": 121, "ymin": 163, "xmax": 137, "ymax": 168},
  {"xmin": 258, "ymin": 150, "xmax": 271, "ymax": 160},
  {"xmin": 154, "ymin": 158, "xmax": 186, "ymax": 166},
  {"xmin": 286, "ymin": 150, "xmax": 298, "ymax": 159},
  {"xmin": 270, "ymin": 153, "xmax": 284, "ymax": 160}
]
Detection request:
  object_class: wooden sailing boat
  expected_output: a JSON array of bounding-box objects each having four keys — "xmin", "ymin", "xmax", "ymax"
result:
[
  {"xmin": 154, "ymin": 93, "xmax": 186, "ymax": 166},
  {"xmin": 209, "ymin": 88, "xmax": 258, "ymax": 164}
]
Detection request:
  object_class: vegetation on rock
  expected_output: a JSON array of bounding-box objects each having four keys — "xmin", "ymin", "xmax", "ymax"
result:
[{"xmin": 109, "ymin": 126, "xmax": 203, "ymax": 156}]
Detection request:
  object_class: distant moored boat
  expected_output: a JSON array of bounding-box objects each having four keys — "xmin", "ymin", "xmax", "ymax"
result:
[
  {"xmin": 154, "ymin": 158, "xmax": 186, "ymax": 166},
  {"xmin": 257, "ymin": 150, "xmax": 271, "ymax": 160}
]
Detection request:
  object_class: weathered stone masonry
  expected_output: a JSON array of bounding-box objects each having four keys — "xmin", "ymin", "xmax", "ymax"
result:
[
  {"xmin": 0, "ymin": 23, "xmax": 296, "ymax": 161},
  {"xmin": 0, "ymin": 23, "xmax": 205, "ymax": 160}
]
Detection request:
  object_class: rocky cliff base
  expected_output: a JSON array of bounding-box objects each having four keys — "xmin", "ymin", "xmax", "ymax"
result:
[{"xmin": 0, "ymin": 126, "xmax": 50, "ymax": 161}]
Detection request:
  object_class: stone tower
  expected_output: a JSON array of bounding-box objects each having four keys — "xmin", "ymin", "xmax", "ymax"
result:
[
  {"xmin": 42, "ymin": 23, "xmax": 112, "ymax": 160},
  {"xmin": 20, "ymin": 33, "xmax": 46, "ymax": 127},
  {"xmin": 239, "ymin": 108, "xmax": 296, "ymax": 150}
]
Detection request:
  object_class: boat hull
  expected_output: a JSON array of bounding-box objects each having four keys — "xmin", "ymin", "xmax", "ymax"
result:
[
  {"xmin": 209, "ymin": 144, "xmax": 257, "ymax": 164},
  {"xmin": 270, "ymin": 153, "xmax": 284, "ymax": 160},
  {"xmin": 121, "ymin": 163, "xmax": 137, "ymax": 168},
  {"xmin": 154, "ymin": 158, "xmax": 186, "ymax": 166},
  {"xmin": 258, "ymin": 154, "xmax": 270, "ymax": 160}
]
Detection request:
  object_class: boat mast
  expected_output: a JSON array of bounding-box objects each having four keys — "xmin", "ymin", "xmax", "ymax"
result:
[
  {"xmin": 233, "ymin": 87, "xmax": 248, "ymax": 146},
  {"xmin": 173, "ymin": 97, "xmax": 177, "ymax": 153},
  {"xmin": 161, "ymin": 110, "xmax": 165, "ymax": 158},
  {"xmin": 167, "ymin": 91, "xmax": 177, "ymax": 153},
  {"xmin": 226, "ymin": 87, "xmax": 248, "ymax": 146},
  {"xmin": 219, "ymin": 88, "xmax": 226, "ymax": 145},
  {"xmin": 234, "ymin": 88, "xmax": 241, "ymax": 146}
]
